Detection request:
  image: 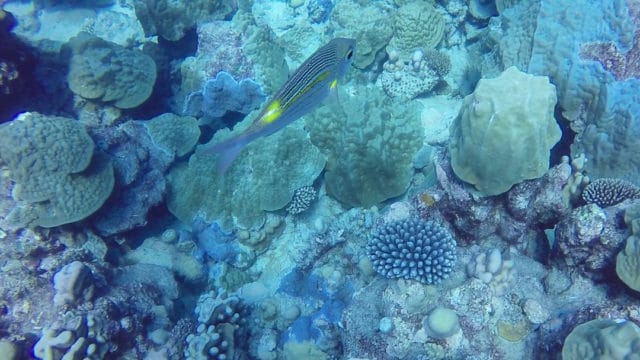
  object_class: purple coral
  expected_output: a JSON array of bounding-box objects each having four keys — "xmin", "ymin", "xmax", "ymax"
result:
[
  {"xmin": 195, "ymin": 21, "xmax": 254, "ymax": 81},
  {"xmin": 89, "ymin": 121, "xmax": 173, "ymax": 236}
]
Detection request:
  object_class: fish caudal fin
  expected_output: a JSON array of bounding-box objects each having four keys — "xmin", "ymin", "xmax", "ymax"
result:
[{"xmin": 200, "ymin": 136, "xmax": 248, "ymax": 175}]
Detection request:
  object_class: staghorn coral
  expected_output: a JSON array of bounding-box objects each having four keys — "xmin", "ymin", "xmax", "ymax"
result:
[
  {"xmin": 367, "ymin": 218, "xmax": 456, "ymax": 285},
  {"xmin": 286, "ymin": 186, "xmax": 317, "ymax": 215},
  {"xmin": 185, "ymin": 290, "xmax": 249, "ymax": 360},
  {"xmin": 581, "ymin": 178, "xmax": 640, "ymax": 208}
]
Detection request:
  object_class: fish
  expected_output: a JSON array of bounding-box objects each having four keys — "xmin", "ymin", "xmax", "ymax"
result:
[{"xmin": 200, "ymin": 37, "xmax": 356, "ymax": 174}]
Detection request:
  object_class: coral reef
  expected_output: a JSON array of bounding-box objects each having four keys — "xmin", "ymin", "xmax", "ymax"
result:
[
  {"xmin": 286, "ymin": 186, "xmax": 317, "ymax": 216},
  {"xmin": 167, "ymin": 122, "xmax": 325, "ymax": 230},
  {"xmin": 66, "ymin": 32, "xmax": 156, "ymax": 109},
  {"xmin": 132, "ymin": 0, "xmax": 237, "ymax": 41},
  {"xmin": 306, "ymin": 86, "xmax": 423, "ymax": 208},
  {"xmin": 449, "ymin": 66, "xmax": 561, "ymax": 196},
  {"xmin": 183, "ymin": 71, "xmax": 265, "ymax": 128},
  {"xmin": 0, "ymin": 112, "xmax": 114, "ymax": 228},
  {"xmin": 3, "ymin": 2, "xmax": 640, "ymax": 360},
  {"xmin": 367, "ymin": 218, "xmax": 457, "ymax": 285},
  {"xmin": 581, "ymin": 178, "xmax": 640, "ymax": 207}
]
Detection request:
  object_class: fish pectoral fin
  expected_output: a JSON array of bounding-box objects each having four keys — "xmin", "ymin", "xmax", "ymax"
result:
[{"xmin": 324, "ymin": 81, "xmax": 343, "ymax": 111}]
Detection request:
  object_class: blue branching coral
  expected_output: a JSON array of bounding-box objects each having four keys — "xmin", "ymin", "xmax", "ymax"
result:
[{"xmin": 367, "ymin": 218, "xmax": 457, "ymax": 285}]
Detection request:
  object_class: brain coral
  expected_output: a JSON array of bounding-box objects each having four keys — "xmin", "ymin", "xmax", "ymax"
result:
[
  {"xmin": 367, "ymin": 218, "xmax": 457, "ymax": 285},
  {"xmin": 0, "ymin": 112, "xmax": 114, "ymax": 227},
  {"xmin": 449, "ymin": 66, "xmax": 561, "ymax": 196},
  {"xmin": 306, "ymin": 86, "xmax": 423, "ymax": 208},
  {"xmin": 66, "ymin": 32, "xmax": 156, "ymax": 109},
  {"xmin": 389, "ymin": 1, "xmax": 445, "ymax": 56}
]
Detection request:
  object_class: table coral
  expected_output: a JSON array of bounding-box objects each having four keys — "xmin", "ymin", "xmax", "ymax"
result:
[{"xmin": 66, "ymin": 32, "xmax": 156, "ymax": 109}]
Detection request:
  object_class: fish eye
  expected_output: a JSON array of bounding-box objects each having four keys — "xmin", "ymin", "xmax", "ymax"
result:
[{"xmin": 346, "ymin": 50, "xmax": 353, "ymax": 60}]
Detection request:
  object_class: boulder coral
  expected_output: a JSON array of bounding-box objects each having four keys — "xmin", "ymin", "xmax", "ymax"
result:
[
  {"xmin": 0, "ymin": 112, "xmax": 114, "ymax": 228},
  {"xmin": 449, "ymin": 66, "xmax": 561, "ymax": 196},
  {"xmin": 167, "ymin": 122, "xmax": 325, "ymax": 230},
  {"xmin": 66, "ymin": 32, "xmax": 156, "ymax": 109},
  {"xmin": 306, "ymin": 86, "xmax": 423, "ymax": 208}
]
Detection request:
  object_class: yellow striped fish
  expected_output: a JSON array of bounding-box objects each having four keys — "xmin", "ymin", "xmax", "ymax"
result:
[{"xmin": 201, "ymin": 37, "xmax": 356, "ymax": 173}]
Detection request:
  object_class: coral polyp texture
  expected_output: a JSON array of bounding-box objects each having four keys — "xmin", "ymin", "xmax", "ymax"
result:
[
  {"xmin": 0, "ymin": 112, "xmax": 114, "ymax": 227},
  {"xmin": 449, "ymin": 66, "xmax": 561, "ymax": 196},
  {"xmin": 367, "ymin": 218, "xmax": 456, "ymax": 285},
  {"xmin": 66, "ymin": 32, "xmax": 156, "ymax": 109},
  {"xmin": 581, "ymin": 178, "xmax": 640, "ymax": 207}
]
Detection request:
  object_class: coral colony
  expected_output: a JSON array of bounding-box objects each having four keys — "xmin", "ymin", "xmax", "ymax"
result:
[{"xmin": 1, "ymin": 0, "xmax": 640, "ymax": 359}]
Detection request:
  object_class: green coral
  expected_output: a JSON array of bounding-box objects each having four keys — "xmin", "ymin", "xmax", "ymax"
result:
[
  {"xmin": 306, "ymin": 86, "xmax": 423, "ymax": 208},
  {"xmin": 389, "ymin": 1, "xmax": 445, "ymax": 56},
  {"xmin": 330, "ymin": 0, "xmax": 394, "ymax": 69},
  {"xmin": 167, "ymin": 121, "xmax": 325, "ymax": 230},
  {"xmin": 0, "ymin": 112, "xmax": 114, "ymax": 227},
  {"xmin": 143, "ymin": 113, "xmax": 200, "ymax": 157},
  {"xmin": 66, "ymin": 32, "xmax": 157, "ymax": 109},
  {"xmin": 449, "ymin": 66, "xmax": 561, "ymax": 196},
  {"xmin": 616, "ymin": 204, "xmax": 640, "ymax": 292},
  {"xmin": 561, "ymin": 319, "xmax": 640, "ymax": 359}
]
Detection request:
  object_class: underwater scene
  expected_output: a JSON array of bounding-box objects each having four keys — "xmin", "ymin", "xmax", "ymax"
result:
[{"xmin": 1, "ymin": 0, "xmax": 640, "ymax": 359}]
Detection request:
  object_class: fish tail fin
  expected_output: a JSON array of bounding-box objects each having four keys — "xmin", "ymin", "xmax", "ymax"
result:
[{"xmin": 200, "ymin": 135, "xmax": 248, "ymax": 175}]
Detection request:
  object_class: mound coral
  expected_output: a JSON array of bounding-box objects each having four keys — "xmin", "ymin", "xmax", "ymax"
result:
[
  {"xmin": 167, "ymin": 122, "xmax": 325, "ymax": 230},
  {"xmin": 0, "ymin": 112, "xmax": 114, "ymax": 228},
  {"xmin": 306, "ymin": 86, "xmax": 423, "ymax": 208},
  {"xmin": 367, "ymin": 218, "xmax": 457, "ymax": 285},
  {"xmin": 66, "ymin": 32, "xmax": 156, "ymax": 109},
  {"xmin": 562, "ymin": 319, "xmax": 640, "ymax": 359},
  {"xmin": 389, "ymin": 1, "xmax": 445, "ymax": 56},
  {"xmin": 449, "ymin": 66, "xmax": 561, "ymax": 196}
]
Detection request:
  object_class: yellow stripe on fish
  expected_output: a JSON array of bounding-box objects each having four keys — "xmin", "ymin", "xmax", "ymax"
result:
[
  {"xmin": 202, "ymin": 37, "xmax": 356, "ymax": 174},
  {"xmin": 260, "ymin": 100, "xmax": 283, "ymax": 125}
]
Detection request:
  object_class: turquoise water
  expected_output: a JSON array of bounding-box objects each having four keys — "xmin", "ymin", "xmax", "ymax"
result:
[{"xmin": 0, "ymin": 0, "xmax": 639, "ymax": 359}]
